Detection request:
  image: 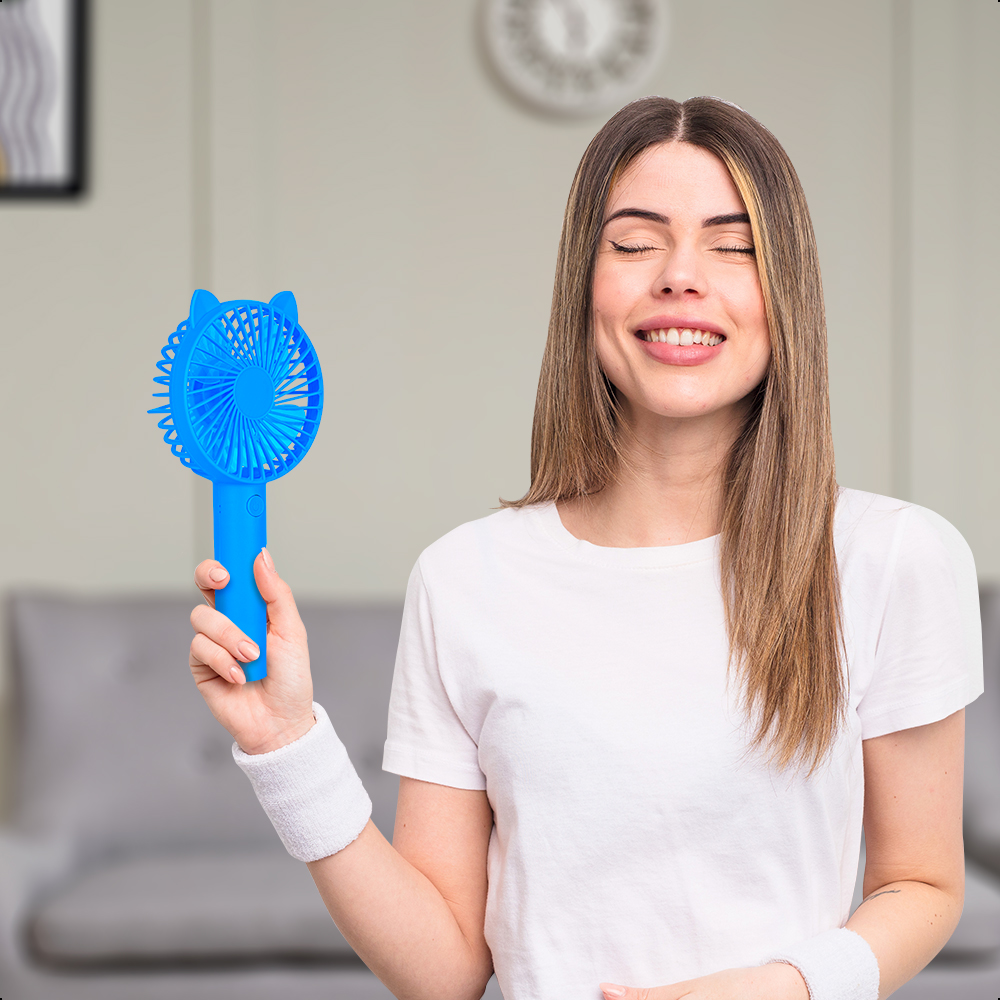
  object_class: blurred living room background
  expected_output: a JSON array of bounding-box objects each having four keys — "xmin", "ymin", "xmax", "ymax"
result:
[{"xmin": 0, "ymin": 2, "xmax": 998, "ymax": 998}]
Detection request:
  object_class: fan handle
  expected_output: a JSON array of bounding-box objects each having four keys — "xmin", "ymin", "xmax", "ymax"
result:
[{"xmin": 213, "ymin": 482, "xmax": 268, "ymax": 681}]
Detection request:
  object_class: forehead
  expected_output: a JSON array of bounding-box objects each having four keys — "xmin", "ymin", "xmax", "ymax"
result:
[{"xmin": 606, "ymin": 141, "xmax": 746, "ymax": 218}]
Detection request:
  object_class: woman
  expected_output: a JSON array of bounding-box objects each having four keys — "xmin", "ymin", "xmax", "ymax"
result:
[{"xmin": 189, "ymin": 97, "xmax": 982, "ymax": 1000}]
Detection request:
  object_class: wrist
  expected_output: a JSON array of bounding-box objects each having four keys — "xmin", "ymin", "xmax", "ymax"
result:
[
  {"xmin": 762, "ymin": 961, "xmax": 809, "ymax": 1000},
  {"xmin": 239, "ymin": 711, "xmax": 317, "ymax": 756},
  {"xmin": 232, "ymin": 701, "xmax": 372, "ymax": 862},
  {"xmin": 760, "ymin": 927, "xmax": 879, "ymax": 1000}
]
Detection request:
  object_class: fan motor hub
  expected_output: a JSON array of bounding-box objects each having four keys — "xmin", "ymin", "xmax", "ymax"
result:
[{"xmin": 233, "ymin": 366, "xmax": 274, "ymax": 419}]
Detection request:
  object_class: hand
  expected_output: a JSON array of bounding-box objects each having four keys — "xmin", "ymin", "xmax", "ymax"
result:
[
  {"xmin": 600, "ymin": 962, "xmax": 808, "ymax": 1000},
  {"xmin": 189, "ymin": 548, "xmax": 316, "ymax": 755}
]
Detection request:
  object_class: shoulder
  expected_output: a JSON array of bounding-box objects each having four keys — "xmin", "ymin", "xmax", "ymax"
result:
[
  {"xmin": 413, "ymin": 503, "xmax": 553, "ymax": 585},
  {"xmin": 835, "ymin": 487, "xmax": 974, "ymax": 569},
  {"xmin": 839, "ymin": 492, "xmax": 983, "ymax": 735},
  {"xmin": 834, "ymin": 488, "xmax": 978, "ymax": 610}
]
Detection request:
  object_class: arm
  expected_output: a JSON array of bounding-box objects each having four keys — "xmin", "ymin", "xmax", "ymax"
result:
[
  {"xmin": 190, "ymin": 556, "xmax": 493, "ymax": 1000},
  {"xmin": 598, "ymin": 713, "xmax": 967, "ymax": 1000},
  {"xmin": 307, "ymin": 779, "xmax": 494, "ymax": 1000},
  {"xmin": 846, "ymin": 709, "xmax": 966, "ymax": 998}
]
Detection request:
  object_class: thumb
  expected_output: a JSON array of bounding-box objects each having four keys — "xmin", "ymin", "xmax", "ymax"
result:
[
  {"xmin": 601, "ymin": 986, "xmax": 637, "ymax": 1000},
  {"xmin": 252, "ymin": 548, "xmax": 305, "ymax": 638},
  {"xmin": 601, "ymin": 986, "xmax": 667, "ymax": 1000}
]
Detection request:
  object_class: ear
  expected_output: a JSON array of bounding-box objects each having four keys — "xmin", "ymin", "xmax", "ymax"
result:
[
  {"xmin": 189, "ymin": 289, "xmax": 220, "ymax": 328},
  {"xmin": 268, "ymin": 290, "xmax": 298, "ymax": 327}
]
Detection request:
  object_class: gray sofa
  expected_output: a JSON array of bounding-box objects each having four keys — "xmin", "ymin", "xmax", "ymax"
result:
[{"xmin": 1, "ymin": 588, "xmax": 998, "ymax": 999}]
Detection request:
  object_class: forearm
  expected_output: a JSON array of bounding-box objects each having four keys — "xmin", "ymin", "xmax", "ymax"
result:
[
  {"xmin": 845, "ymin": 878, "xmax": 963, "ymax": 998},
  {"xmin": 233, "ymin": 702, "xmax": 491, "ymax": 1000},
  {"xmin": 307, "ymin": 819, "xmax": 492, "ymax": 1000}
]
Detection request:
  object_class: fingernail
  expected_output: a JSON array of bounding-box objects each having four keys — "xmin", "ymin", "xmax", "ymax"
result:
[
  {"xmin": 230, "ymin": 666, "xmax": 245, "ymax": 684},
  {"xmin": 210, "ymin": 567, "xmax": 228, "ymax": 583},
  {"xmin": 601, "ymin": 986, "xmax": 626, "ymax": 998},
  {"xmin": 261, "ymin": 547, "xmax": 274, "ymax": 572},
  {"xmin": 238, "ymin": 641, "xmax": 260, "ymax": 661}
]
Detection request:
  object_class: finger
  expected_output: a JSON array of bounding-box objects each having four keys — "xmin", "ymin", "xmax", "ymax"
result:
[
  {"xmin": 190, "ymin": 602, "xmax": 261, "ymax": 665},
  {"xmin": 194, "ymin": 559, "xmax": 230, "ymax": 607},
  {"xmin": 601, "ymin": 986, "xmax": 634, "ymax": 1000},
  {"xmin": 190, "ymin": 631, "xmax": 246, "ymax": 684},
  {"xmin": 253, "ymin": 548, "xmax": 306, "ymax": 640},
  {"xmin": 601, "ymin": 986, "xmax": 680, "ymax": 1000}
]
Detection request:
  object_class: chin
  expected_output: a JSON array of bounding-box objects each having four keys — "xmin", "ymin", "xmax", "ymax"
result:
[{"xmin": 631, "ymin": 390, "xmax": 745, "ymax": 423}]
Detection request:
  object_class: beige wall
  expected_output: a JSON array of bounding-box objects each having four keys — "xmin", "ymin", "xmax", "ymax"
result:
[
  {"xmin": 0, "ymin": 1, "xmax": 997, "ymax": 808},
  {"xmin": 211, "ymin": 0, "xmax": 900, "ymax": 599},
  {"xmin": 1, "ymin": 2, "xmax": 196, "ymax": 597},
  {"xmin": 905, "ymin": 1, "xmax": 1000, "ymax": 578}
]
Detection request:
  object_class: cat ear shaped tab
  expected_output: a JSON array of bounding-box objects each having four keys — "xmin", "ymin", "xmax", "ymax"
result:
[
  {"xmin": 269, "ymin": 291, "xmax": 298, "ymax": 327},
  {"xmin": 189, "ymin": 289, "xmax": 220, "ymax": 329}
]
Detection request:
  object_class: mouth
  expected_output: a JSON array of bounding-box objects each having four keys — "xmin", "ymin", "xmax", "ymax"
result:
[{"xmin": 636, "ymin": 326, "xmax": 726, "ymax": 347}]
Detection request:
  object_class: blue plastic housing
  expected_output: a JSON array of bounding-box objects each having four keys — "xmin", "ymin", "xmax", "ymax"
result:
[
  {"xmin": 150, "ymin": 290, "xmax": 323, "ymax": 680},
  {"xmin": 214, "ymin": 482, "xmax": 268, "ymax": 681}
]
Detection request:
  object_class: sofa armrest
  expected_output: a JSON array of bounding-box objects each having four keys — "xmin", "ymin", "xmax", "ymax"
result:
[
  {"xmin": 966, "ymin": 806, "xmax": 1000, "ymax": 877},
  {"xmin": 0, "ymin": 828, "xmax": 73, "ymax": 972}
]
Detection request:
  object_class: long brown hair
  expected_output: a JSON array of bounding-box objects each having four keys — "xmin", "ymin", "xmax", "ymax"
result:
[{"xmin": 505, "ymin": 96, "xmax": 845, "ymax": 777}]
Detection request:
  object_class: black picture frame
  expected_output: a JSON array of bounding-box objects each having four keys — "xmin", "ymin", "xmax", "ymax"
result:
[{"xmin": 0, "ymin": 0, "xmax": 87, "ymax": 199}]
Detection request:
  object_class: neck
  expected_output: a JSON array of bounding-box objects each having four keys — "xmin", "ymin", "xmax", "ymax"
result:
[{"xmin": 557, "ymin": 401, "xmax": 749, "ymax": 547}]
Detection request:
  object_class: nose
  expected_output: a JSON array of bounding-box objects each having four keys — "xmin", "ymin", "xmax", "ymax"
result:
[{"xmin": 653, "ymin": 242, "xmax": 705, "ymax": 297}]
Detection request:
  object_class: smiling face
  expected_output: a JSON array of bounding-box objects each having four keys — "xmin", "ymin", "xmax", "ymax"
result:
[{"xmin": 593, "ymin": 141, "xmax": 771, "ymax": 429}]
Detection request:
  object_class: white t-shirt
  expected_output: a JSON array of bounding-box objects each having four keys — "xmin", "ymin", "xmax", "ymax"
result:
[{"xmin": 382, "ymin": 488, "xmax": 982, "ymax": 1000}]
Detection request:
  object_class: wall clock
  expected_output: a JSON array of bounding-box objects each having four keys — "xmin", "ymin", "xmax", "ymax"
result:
[{"xmin": 482, "ymin": 0, "xmax": 669, "ymax": 117}]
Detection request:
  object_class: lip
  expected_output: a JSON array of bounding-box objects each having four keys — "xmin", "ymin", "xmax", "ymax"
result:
[
  {"xmin": 637, "ymin": 339, "xmax": 725, "ymax": 366},
  {"xmin": 632, "ymin": 317, "xmax": 727, "ymax": 367}
]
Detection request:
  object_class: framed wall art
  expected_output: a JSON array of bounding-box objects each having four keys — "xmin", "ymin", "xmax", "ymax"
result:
[{"xmin": 0, "ymin": 0, "xmax": 87, "ymax": 197}]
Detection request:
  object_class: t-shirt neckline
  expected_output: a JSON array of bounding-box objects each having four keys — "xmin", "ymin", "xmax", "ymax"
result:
[{"xmin": 530, "ymin": 500, "xmax": 720, "ymax": 569}]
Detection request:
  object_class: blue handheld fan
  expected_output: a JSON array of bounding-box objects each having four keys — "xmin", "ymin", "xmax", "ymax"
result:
[{"xmin": 150, "ymin": 290, "xmax": 323, "ymax": 681}]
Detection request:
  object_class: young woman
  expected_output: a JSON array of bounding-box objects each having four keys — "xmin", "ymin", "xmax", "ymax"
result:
[{"xmin": 188, "ymin": 97, "xmax": 982, "ymax": 1000}]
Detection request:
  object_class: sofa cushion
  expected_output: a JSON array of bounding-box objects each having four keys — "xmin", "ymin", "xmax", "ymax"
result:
[{"xmin": 29, "ymin": 850, "xmax": 356, "ymax": 965}]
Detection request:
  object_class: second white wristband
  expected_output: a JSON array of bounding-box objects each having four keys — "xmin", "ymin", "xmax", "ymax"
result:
[
  {"xmin": 232, "ymin": 701, "xmax": 372, "ymax": 863},
  {"xmin": 760, "ymin": 927, "xmax": 880, "ymax": 1000}
]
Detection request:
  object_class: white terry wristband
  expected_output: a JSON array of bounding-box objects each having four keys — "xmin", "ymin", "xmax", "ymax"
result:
[
  {"xmin": 232, "ymin": 701, "xmax": 372, "ymax": 862},
  {"xmin": 760, "ymin": 928, "xmax": 879, "ymax": 1000}
]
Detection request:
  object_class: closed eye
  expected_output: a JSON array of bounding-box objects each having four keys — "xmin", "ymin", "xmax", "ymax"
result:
[
  {"xmin": 714, "ymin": 245, "xmax": 755, "ymax": 256},
  {"xmin": 609, "ymin": 240, "xmax": 659, "ymax": 254}
]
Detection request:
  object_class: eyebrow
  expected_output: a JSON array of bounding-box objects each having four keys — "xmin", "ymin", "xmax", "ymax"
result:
[
  {"xmin": 702, "ymin": 212, "xmax": 751, "ymax": 227},
  {"xmin": 603, "ymin": 208, "xmax": 751, "ymax": 228}
]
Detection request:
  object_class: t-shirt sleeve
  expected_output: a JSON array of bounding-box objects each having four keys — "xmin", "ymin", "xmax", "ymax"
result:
[
  {"xmin": 857, "ymin": 504, "xmax": 984, "ymax": 740},
  {"xmin": 382, "ymin": 560, "xmax": 487, "ymax": 790}
]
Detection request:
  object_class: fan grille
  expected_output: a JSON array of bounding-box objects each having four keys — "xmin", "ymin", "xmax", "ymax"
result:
[
  {"xmin": 150, "ymin": 302, "xmax": 322, "ymax": 482},
  {"xmin": 151, "ymin": 322, "xmax": 200, "ymax": 473}
]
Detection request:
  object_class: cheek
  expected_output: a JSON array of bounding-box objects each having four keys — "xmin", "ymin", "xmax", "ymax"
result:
[
  {"xmin": 593, "ymin": 316, "xmax": 627, "ymax": 387},
  {"xmin": 592, "ymin": 257, "xmax": 650, "ymax": 329},
  {"xmin": 591, "ymin": 265, "xmax": 621, "ymax": 331},
  {"xmin": 730, "ymin": 273, "xmax": 767, "ymax": 325},
  {"xmin": 729, "ymin": 279, "xmax": 770, "ymax": 351},
  {"xmin": 743, "ymin": 309, "xmax": 772, "ymax": 389},
  {"xmin": 591, "ymin": 264, "xmax": 634, "ymax": 378}
]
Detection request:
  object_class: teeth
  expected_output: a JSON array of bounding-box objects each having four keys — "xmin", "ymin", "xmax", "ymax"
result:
[{"xmin": 641, "ymin": 329, "xmax": 725, "ymax": 346}]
